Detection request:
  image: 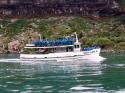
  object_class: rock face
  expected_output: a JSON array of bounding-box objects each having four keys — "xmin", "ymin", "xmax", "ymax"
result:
[{"xmin": 0, "ymin": 0, "xmax": 121, "ymax": 18}]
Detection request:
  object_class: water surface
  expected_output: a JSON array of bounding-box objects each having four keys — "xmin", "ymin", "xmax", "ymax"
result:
[{"xmin": 0, "ymin": 53, "xmax": 125, "ymax": 93}]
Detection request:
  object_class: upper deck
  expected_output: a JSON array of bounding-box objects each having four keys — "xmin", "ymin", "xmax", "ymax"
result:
[{"xmin": 25, "ymin": 38, "xmax": 75, "ymax": 49}]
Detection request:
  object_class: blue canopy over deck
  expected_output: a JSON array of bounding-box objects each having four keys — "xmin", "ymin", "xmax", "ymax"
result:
[
  {"xmin": 32, "ymin": 39, "xmax": 74, "ymax": 47},
  {"xmin": 83, "ymin": 47, "xmax": 100, "ymax": 51}
]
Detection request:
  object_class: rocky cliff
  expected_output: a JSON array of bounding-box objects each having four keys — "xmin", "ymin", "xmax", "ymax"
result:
[{"xmin": 0, "ymin": 0, "xmax": 121, "ymax": 18}]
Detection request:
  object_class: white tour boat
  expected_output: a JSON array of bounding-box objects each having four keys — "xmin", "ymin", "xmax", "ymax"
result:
[{"xmin": 20, "ymin": 33, "xmax": 101, "ymax": 60}]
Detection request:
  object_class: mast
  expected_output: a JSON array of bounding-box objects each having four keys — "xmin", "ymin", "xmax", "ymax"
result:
[{"xmin": 74, "ymin": 32, "xmax": 79, "ymax": 43}]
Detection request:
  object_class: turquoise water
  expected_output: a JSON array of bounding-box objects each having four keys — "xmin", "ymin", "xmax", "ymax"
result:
[{"xmin": 0, "ymin": 54, "xmax": 125, "ymax": 93}]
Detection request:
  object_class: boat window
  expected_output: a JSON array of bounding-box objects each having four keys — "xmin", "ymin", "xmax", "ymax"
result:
[
  {"xmin": 66, "ymin": 47, "xmax": 73, "ymax": 52},
  {"xmin": 75, "ymin": 45, "xmax": 77, "ymax": 48},
  {"xmin": 77, "ymin": 45, "xmax": 79, "ymax": 48},
  {"xmin": 75, "ymin": 45, "xmax": 79, "ymax": 48}
]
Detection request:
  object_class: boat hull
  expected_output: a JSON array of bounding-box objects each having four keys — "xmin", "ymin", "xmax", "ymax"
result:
[{"xmin": 20, "ymin": 48, "xmax": 101, "ymax": 60}]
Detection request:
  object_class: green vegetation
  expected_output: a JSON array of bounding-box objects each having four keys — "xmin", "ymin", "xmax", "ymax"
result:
[
  {"xmin": 0, "ymin": 20, "xmax": 31, "ymax": 37},
  {"xmin": 118, "ymin": 0, "xmax": 125, "ymax": 6},
  {"xmin": 1, "ymin": 16, "xmax": 125, "ymax": 52}
]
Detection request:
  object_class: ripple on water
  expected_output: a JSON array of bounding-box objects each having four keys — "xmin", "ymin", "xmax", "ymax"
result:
[
  {"xmin": 70, "ymin": 86, "xmax": 92, "ymax": 90},
  {"xmin": 42, "ymin": 86, "xmax": 53, "ymax": 89},
  {"xmin": 20, "ymin": 90, "xmax": 32, "ymax": 93},
  {"xmin": 116, "ymin": 89, "xmax": 125, "ymax": 93},
  {"xmin": 70, "ymin": 86, "xmax": 106, "ymax": 93}
]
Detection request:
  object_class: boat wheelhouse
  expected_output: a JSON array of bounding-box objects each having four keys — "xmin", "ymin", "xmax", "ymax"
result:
[{"xmin": 20, "ymin": 33, "xmax": 101, "ymax": 60}]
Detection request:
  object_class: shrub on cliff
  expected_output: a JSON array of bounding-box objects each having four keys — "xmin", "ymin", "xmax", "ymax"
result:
[
  {"xmin": 67, "ymin": 17, "xmax": 92, "ymax": 33},
  {"xmin": 118, "ymin": 0, "xmax": 125, "ymax": 6},
  {"xmin": 110, "ymin": 37, "xmax": 125, "ymax": 43},
  {"xmin": 93, "ymin": 38, "xmax": 113, "ymax": 48},
  {"xmin": 5, "ymin": 20, "xmax": 31, "ymax": 37},
  {"xmin": 115, "ymin": 42, "xmax": 125, "ymax": 50}
]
